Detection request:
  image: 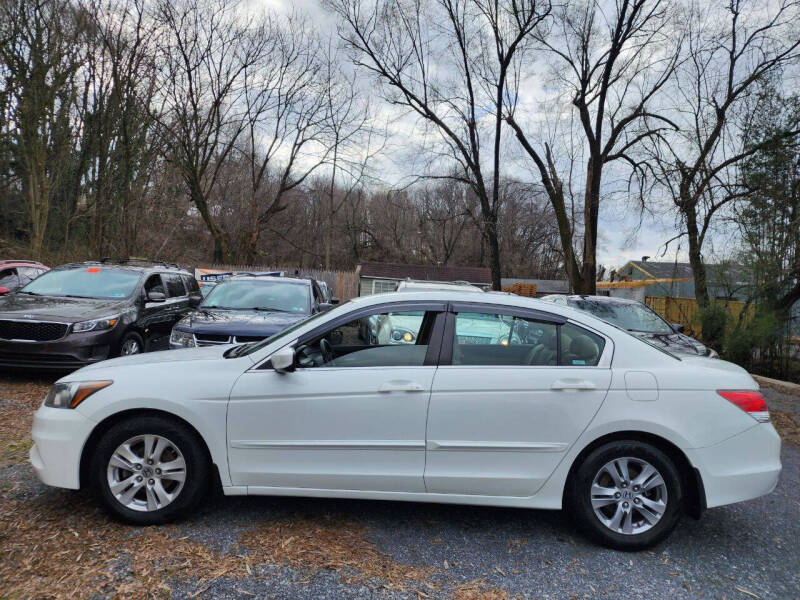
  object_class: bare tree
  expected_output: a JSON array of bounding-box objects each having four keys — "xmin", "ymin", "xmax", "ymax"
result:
[
  {"xmin": 155, "ymin": 0, "xmax": 268, "ymax": 262},
  {"xmin": 326, "ymin": 0, "xmax": 552, "ymax": 289},
  {"xmin": 0, "ymin": 0, "xmax": 84, "ymax": 258},
  {"xmin": 506, "ymin": 0, "xmax": 680, "ymax": 293},
  {"xmin": 648, "ymin": 0, "xmax": 800, "ymax": 318}
]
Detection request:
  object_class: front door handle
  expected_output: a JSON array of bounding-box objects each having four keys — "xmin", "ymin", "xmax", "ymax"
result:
[
  {"xmin": 551, "ymin": 379, "xmax": 597, "ymax": 391},
  {"xmin": 378, "ymin": 380, "xmax": 425, "ymax": 393}
]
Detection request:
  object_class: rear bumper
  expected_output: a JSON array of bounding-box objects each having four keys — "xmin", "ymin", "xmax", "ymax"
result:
[
  {"xmin": 30, "ymin": 404, "xmax": 96, "ymax": 489},
  {"xmin": 0, "ymin": 328, "xmax": 120, "ymax": 369},
  {"xmin": 687, "ymin": 423, "xmax": 782, "ymax": 509}
]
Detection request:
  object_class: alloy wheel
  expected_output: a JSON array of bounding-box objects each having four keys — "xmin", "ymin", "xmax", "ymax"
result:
[
  {"xmin": 106, "ymin": 434, "xmax": 187, "ymax": 512},
  {"xmin": 590, "ymin": 456, "xmax": 668, "ymax": 535},
  {"xmin": 121, "ymin": 338, "xmax": 141, "ymax": 355}
]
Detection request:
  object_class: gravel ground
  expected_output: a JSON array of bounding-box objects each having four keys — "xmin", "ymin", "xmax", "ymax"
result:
[{"xmin": 1, "ymin": 378, "xmax": 798, "ymax": 600}]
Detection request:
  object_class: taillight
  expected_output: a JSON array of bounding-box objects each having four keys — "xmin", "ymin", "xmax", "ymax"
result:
[{"xmin": 717, "ymin": 390, "xmax": 770, "ymax": 422}]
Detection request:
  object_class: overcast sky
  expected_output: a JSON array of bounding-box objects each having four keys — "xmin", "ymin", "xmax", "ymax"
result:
[{"xmin": 252, "ymin": 0, "xmax": 703, "ymax": 272}]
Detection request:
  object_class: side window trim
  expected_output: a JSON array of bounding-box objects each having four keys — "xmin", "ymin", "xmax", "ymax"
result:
[{"xmin": 449, "ymin": 301, "xmax": 566, "ymax": 324}]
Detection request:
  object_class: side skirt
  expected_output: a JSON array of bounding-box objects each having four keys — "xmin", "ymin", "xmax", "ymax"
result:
[{"xmin": 221, "ymin": 485, "xmax": 563, "ymax": 510}]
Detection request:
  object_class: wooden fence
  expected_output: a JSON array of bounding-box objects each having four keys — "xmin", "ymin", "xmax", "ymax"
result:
[
  {"xmin": 195, "ymin": 263, "xmax": 360, "ymax": 302},
  {"xmin": 645, "ymin": 296, "xmax": 752, "ymax": 339}
]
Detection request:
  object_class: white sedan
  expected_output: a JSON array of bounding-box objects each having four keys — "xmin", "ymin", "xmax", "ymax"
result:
[{"xmin": 30, "ymin": 291, "xmax": 781, "ymax": 549}]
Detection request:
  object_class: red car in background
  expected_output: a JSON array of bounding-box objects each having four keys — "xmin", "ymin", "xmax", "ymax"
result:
[{"xmin": 0, "ymin": 260, "xmax": 49, "ymax": 295}]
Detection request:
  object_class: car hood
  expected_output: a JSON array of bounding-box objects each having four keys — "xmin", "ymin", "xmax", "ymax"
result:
[
  {"xmin": 631, "ymin": 331, "xmax": 714, "ymax": 357},
  {"xmin": 175, "ymin": 308, "xmax": 308, "ymax": 337},
  {"xmin": 0, "ymin": 293, "xmax": 131, "ymax": 323},
  {"xmin": 76, "ymin": 344, "xmax": 250, "ymax": 373}
]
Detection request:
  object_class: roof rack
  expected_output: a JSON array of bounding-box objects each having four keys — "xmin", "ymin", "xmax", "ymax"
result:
[{"xmin": 99, "ymin": 257, "xmax": 182, "ymax": 269}]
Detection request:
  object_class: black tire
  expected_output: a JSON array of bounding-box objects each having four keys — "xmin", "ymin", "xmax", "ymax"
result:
[
  {"xmin": 118, "ymin": 330, "xmax": 145, "ymax": 356},
  {"xmin": 90, "ymin": 415, "xmax": 210, "ymax": 525},
  {"xmin": 566, "ymin": 440, "xmax": 682, "ymax": 550}
]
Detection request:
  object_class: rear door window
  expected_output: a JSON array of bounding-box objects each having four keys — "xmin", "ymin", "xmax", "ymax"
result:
[
  {"xmin": 450, "ymin": 311, "xmax": 605, "ymax": 367},
  {"xmin": 452, "ymin": 312, "xmax": 558, "ymax": 366},
  {"xmin": 164, "ymin": 273, "xmax": 186, "ymax": 298}
]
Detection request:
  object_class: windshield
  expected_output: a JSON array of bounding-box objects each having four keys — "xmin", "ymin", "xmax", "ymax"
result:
[
  {"xmin": 202, "ymin": 279, "xmax": 311, "ymax": 313},
  {"xmin": 20, "ymin": 267, "xmax": 141, "ymax": 299},
  {"xmin": 571, "ymin": 299, "xmax": 673, "ymax": 334}
]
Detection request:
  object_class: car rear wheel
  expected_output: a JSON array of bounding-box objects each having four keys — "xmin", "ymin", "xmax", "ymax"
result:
[
  {"xmin": 119, "ymin": 331, "xmax": 144, "ymax": 356},
  {"xmin": 567, "ymin": 440, "xmax": 682, "ymax": 550},
  {"xmin": 91, "ymin": 416, "xmax": 210, "ymax": 524}
]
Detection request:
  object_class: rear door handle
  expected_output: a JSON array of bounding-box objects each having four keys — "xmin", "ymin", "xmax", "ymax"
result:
[
  {"xmin": 379, "ymin": 380, "xmax": 425, "ymax": 393},
  {"xmin": 551, "ymin": 379, "xmax": 597, "ymax": 391}
]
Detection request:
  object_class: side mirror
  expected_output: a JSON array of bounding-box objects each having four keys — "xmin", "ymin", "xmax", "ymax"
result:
[
  {"xmin": 0, "ymin": 287, "xmax": 10, "ymax": 295},
  {"xmin": 331, "ymin": 297, "xmax": 340, "ymax": 305},
  {"xmin": 269, "ymin": 345, "xmax": 295, "ymax": 373},
  {"xmin": 319, "ymin": 302, "xmax": 334, "ymax": 312},
  {"xmin": 147, "ymin": 291, "xmax": 166, "ymax": 303},
  {"xmin": 671, "ymin": 323, "xmax": 685, "ymax": 333}
]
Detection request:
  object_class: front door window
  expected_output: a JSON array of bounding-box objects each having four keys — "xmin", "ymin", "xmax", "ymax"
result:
[{"xmin": 296, "ymin": 310, "xmax": 436, "ymax": 368}]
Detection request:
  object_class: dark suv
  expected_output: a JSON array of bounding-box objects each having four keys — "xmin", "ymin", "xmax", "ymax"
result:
[
  {"xmin": 169, "ymin": 274, "xmax": 334, "ymax": 349},
  {"xmin": 0, "ymin": 259, "xmax": 201, "ymax": 369}
]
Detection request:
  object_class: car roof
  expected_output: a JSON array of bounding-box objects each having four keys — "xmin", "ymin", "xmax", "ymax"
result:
[
  {"xmin": 561, "ymin": 294, "xmax": 641, "ymax": 306},
  {"xmin": 53, "ymin": 260, "xmax": 192, "ymax": 276},
  {"xmin": 0, "ymin": 260, "xmax": 48, "ymax": 268},
  {"xmin": 225, "ymin": 275, "xmax": 312, "ymax": 285},
  {"xmin": 350, "ymin": 290, "xmax": 621, "ymax": 332},
  {"xmin": 397, "ymin": 280, "xmax": 484, "ymax": 292}
]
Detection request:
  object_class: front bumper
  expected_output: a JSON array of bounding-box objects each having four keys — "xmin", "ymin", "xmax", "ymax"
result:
[
  {"xmin": 0, "ymin": 327, "xmax": 120, "ymax": 369},
  {"xmin": 30, "ymin": 404, "xmax": 97, "ymax": 489},
  {"xmin": 687, "ymin": 423, "xmax": 782, "ymax": 509}
]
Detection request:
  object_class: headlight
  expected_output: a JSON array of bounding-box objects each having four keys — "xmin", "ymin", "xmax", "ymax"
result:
[
  {"xmin": 390, "ymin": 328, "xmax": 415, "ymax": 343},
  {"xmin": 72, "ymin": 315, "xmax": 119, "ymax": 333},
  {"xmin": 170, "ymin": 329, "xmax": 196, "ymax": 348},
  {"xmin": 44, "ymin": 380, "xmax": 112, "ymax": 409}
]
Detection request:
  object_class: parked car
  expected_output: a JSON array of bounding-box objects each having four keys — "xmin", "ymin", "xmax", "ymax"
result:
[
  {"xmin": 169, "ymin": 275, "xmax": 332, "ymax": 349},
  {"xmin": 31, "ymin": 291, "xmax": 779, "ymax": 549},
  {"xmin": 395, "ymin": 279, "xmax": 484, "ymax": 293},
  {"xmin": 0, "ymin": 259, "xmax": 49, "ymax": 295},
  {"xmin": 362, "ymin": 279, "xmax": 482, "ymax": 342},
  {"xmin": 540, "ymin": 294, "xmax": 719, "ymax": 358},
  {"xmin": 0, "ymin": 259, "xmax": 201, "ymax": 369}
]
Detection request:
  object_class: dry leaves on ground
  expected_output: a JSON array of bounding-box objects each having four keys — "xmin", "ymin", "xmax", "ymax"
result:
[
  {"xmin": 0, "ymin": 491, "xmax": 245, "ymax": 600},
  {"xmin": 240, "ymin": 514, "xmax": 435, "ymax": 590},
  {"xmin": 772, "ymin": 410, "xmax": 800, "ymax": 446},
  {"xmin": 449, "ymin": 579, "xmax": 511, "ymax": 600},
  {"xmin": 0, "ymin": 377, "xmax": 52, "ymax": 462}
]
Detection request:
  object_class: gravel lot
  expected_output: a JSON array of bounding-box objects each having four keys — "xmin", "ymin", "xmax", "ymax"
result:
[{"xmin": 1, "ymin": 376, "xmax": 798, "ymax": 600}]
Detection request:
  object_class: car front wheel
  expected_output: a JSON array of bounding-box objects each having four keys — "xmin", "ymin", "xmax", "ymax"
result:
[
  {"xmin": 119, "ymin": 330, "xmax": 144, "ymax": 356},
  {"xmin": 91, "ymin": 416, "xmax": 210, "ymax": 524},
  {"xmin": 567, "ymin": 440, "xmax": 683, "ymax": 550}
]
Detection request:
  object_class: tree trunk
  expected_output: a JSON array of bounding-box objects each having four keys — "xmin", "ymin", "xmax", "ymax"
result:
[
  {"xmin": 685, "ymin": 205, "xmax": 709, "ymax": 308},
  {"xmin": 485, "ymin": 213, "xmax": 502, "ymax": 290},
  {"xmin": 189, "ymin": 179, "xmax": 230, "ymax": 263},
  {"xmin": 578, "ymin": 156, "xmax": 601, "ymax": 294}
]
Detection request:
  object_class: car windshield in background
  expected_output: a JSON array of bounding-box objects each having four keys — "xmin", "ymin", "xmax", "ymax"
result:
[
  {"xmin": 572, "ymin": 299, "xmax": 673, "ymax": 334},
  {"xmin": 19, "ymin": 267, "xmax": 141, "ymax": 299},
  {"xmin": 202, "ymin": 280, "xmax": 310, "ymax": 313}
]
